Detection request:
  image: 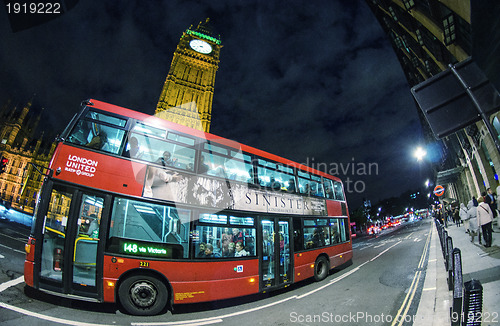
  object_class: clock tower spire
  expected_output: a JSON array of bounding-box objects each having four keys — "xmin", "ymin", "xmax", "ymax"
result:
[{"xmin": 155, "ymin": 18, "xmax": 222, "ymax": 133}]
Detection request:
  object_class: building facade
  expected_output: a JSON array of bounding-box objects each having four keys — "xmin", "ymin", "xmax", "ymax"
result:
[
  {"xmin": 155, "ymin": 18, "xmax": 222, "ymax": 133},
  {"xmin": 0, "ymin": 99, "xmax": 55, "ymax": 214},
  {"xmin": 366, "ymin": 0, "xmax": 500, "ymax": 205}
]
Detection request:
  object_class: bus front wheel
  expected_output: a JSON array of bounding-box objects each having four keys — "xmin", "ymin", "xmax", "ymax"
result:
[
  {"xmin": 313, "ymin": 256, "xmax": 329, "ymax": 282},
  {"xmin": 118, "ymin": 274, "xmax": 168, "ymax": 316}
]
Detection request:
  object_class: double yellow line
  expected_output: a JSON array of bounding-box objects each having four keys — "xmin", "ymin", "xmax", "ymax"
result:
[{"xmin": 391, "ymin": 225, "xmax": 432, "ymax": 326}]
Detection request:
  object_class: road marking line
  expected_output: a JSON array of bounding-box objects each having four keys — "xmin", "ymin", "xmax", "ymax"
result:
[
  {"xmin": 391, "ymin": 223, "xmax": 432, "ymax": 326},
  {"xmin": 0, "ymin": 276, "xmax": 24, "ymax": 293},
  {"xmin": 370, "ymin": 241, "xmax": 401, "ymax": 261},
  {"xmin": 0, "ymin": 243, "xmax": 25, "ymax": 254},
  {"xmin": 132, "ymin": 295, "xmax": 298, "ymax": 326},
  {"xmin": 0, "ymin": 301, "xmax": 113, "ymax": 326},
  {"xmin": 295, "ymin": 267, "xmax": 360, "ymax": 299},
  {"xmin": 0, "ymin": 232, "xmax": 27, "ymax": 244}
]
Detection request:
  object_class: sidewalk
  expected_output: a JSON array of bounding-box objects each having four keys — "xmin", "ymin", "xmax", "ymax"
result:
[{"xmin": 415, "ymin": 219, "xmax": 500, "ymax": 325}]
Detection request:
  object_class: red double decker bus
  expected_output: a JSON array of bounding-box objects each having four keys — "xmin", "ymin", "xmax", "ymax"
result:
[{"xmin": 24, "ymin": 99, "xmax": 352, "ymax": 315}]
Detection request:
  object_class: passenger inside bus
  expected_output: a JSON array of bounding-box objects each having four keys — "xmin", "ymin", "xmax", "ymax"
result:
[
  {"xmin": 234, "ymin": 242, "xmax": 249, "ymax": 257},
  {"xmin": 123, "ymin": 136, "xmax": 142, "ymax": 158},
  {"xmin": 324, "ymin": 184, "xmax": 334, "ymax": 199},
  {"xmin": 220, "ymin": 228, "xmax": 232, "ymax": 256},
  {"xmin": 156, "ymin": 151, "xmax": 176, "ymax": 167},
  {"xmin": 223, "ymin": 242, "xmax": 235, "ymax": 257},
  {"xmin": 197, "ymin": 243, "xmax": 206, "ymax": 258},
  {"xmin": 198, "ymin": 155, "xmax": 209, "ymax": 174},
  {"xmin": 232, "ymin": 228, "xmax": 244, "ymax": 243},
  {"xmin": 87, "ymin": 219, "xmax": 99, "ymax": 238},
  {"xmin": 86, "ymin": 131, "xmax": 108, "ymax": 150},
  {"xmin": 204, "ymin": 244, "xmax": 220, "ymax": 258},
  {"xmin": 267, "ymin": 176, "xmax": 281, "ymax": 191}
]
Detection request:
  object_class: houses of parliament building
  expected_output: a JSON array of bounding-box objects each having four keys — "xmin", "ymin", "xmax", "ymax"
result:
[{"xmin": 0, "ymin": 99, "xmax": 55, "ymax": 214}]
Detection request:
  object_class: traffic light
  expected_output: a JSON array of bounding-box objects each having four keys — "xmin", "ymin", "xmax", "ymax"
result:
[{"xmin": 0, "ymin": 156, "xmax": 8, "ymax": 174}]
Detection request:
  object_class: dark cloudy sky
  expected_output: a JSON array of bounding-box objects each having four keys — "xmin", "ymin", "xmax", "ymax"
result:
[{"xmin": 0, "ymin": 1, "xmax": 432, "ymax": 209}]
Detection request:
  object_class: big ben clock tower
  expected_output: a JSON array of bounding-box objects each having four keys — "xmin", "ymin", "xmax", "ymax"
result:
[{"xmin": 155, "ymin": 18, "xmax": 222, "ymax": 133}]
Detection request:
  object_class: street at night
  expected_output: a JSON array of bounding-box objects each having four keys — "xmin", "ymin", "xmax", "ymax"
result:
[
  {"xmin": 1, "ymin": 1, "xmax": 500, "ymax": 325},
  {"xmin": 0, "ymin": 217, "xmax": 434, "ymax": 326}
]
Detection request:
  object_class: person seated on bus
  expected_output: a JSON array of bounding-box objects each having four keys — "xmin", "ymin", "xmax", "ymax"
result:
[
  {"xmin": 267, "ymin": 176, "xmax": 281, "ymax": 191},
  {"xmin": 245, "ymin": 236, "xmax": 255, "ymax": 255},
  {"xmin": 234, "ymin": 242, "xmax": 249, "ymax": 257},
  {"xmin": 123, "ymin": 136, "xmax": 142, "ymax": 158},
  {"xmin": 86, "ymin": 131, "xmax": 107, "ymax": 150},
  {"xmin": 197, "ymin": 155, "xmax": 209, "ymax": 174},
  {"xmin": 204, "ymin": 243, "xmax": 220, "ymax": 258},
  {"xmin": 156, "ymin": 151, "xmax": 175, "ymax": 167},
  {"xmin": 86, "ymin": 215, "xmax": 99, "ymax": 238},
  {"xmin": 223, "ymin": 242, "xmax": 235, "ymax": 257},
  {"xmin": 310, "ymin": 228, "xmax": 326, "ymax": 247},
  {"xmin": 310, "ymin": 183, "xmax": 318, "ymax": 196},
  {"xmin": 197, "ymin": 243, "xmax": 207, "ymax": 258},
  {"xmin": 331, "ymin": 224, "xmax": 340, "ymax": 243},
  {"xmin": 324, "ymin": 184, "xmax": 334, "ymax": 199}
]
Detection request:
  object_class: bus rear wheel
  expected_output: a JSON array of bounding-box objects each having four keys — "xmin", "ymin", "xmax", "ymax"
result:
[
  {"xmin": 313, "ymin": 256, "xmax": 329, "ymax": 282},
  {"xmin": 119, "ymin": 274, "xmax": 168, "ymax": 316}
]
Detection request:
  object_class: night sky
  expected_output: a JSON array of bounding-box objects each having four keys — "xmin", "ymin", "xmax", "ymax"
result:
[{"xmin": 0, "ymin": 1, "xmax": 432, "ymax": 209}]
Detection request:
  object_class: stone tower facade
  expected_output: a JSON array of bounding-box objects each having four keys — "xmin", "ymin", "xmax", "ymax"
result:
[{"xmin": 155, "ymin": 18, "xmax": 222, "ymax": 133}]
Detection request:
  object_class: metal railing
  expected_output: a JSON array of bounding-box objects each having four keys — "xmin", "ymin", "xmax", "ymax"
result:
[{"xmin": 434, "ymin": 219, "xmax": 483, "ymax": 326}]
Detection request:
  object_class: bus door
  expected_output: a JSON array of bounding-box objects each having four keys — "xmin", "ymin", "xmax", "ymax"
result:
[
  {"xmin": 38, "ymin": 184, "xmax": 105, "ymax": 297},
  {"xmin": 260, "ymin": 217, "xmax": 292, "ymax": 290}
]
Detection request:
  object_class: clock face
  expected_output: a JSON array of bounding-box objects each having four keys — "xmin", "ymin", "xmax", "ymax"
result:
[{"xmin": 189, "ymin": 39, "xmax": 212, "ymax": 54}]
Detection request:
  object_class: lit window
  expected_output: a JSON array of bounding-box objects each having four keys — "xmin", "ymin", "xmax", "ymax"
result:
[
  {"xmin": 389, "ymin": 6, "xmax": 398, "ymax": 21},
  {"xmin": 443, "ymin": 14, "xmax": 456, "ymax": 45},
  {"xmin": 402, "ymin": 0, "xmax": 415, "ymax": 10}
]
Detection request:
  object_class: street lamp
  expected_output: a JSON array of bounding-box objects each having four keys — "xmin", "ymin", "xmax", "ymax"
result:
[{"xmin": 414, "ymin": 146, "xmax": 427, "ymax": 161}]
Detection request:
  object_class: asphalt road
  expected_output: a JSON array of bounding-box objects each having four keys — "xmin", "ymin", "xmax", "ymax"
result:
[{"xmin": 0, "ymin": 217, "xmax": 432, "ymax": 326}]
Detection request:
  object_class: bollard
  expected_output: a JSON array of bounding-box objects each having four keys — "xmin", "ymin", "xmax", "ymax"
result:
[
  {"xmin": 451, "ymin": 248, "xmax": 463, "ymax": 326},
  {"xmin": 446, "ymin": 236, "xmax": 454, "ymax": 290},
  {"xmin": 442, "ymin": 230, "xmax": 449, "ymax": 261},
  {"xmin": 463, "ymin": 279, "xmax": 483, "ymax": 326}
]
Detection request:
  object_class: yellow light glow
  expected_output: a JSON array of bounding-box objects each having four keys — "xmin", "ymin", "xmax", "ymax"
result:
[
  {"xmin": 249, "ymin": 278, "xmax": 255, "ymax": 283},
  {"xmin": 310, "ymin": 264, "xmax": 315, "ymax": 268},
  {"xmin": 107, "ymin": 281, "xmax": 115, "ymax": 287},
  {"xmin": 25, "ymin": 244, "xmax": 30, "ymax": 254}
]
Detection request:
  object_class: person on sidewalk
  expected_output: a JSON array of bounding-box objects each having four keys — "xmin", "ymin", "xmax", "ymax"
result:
[
  {"xmin": 467, "ymin": 200, "xmax": 479, "ymax": 243},
  {"xmin": 460, "ymin": 203, "xmax": 469, "ymax": 232},
  {"xmin": 477, "ymin": 196, "xmax": 493, "ymax": 247},
  {"xmin": 453, "ymin": 206, "xmax": 462, "ymax": 227}
]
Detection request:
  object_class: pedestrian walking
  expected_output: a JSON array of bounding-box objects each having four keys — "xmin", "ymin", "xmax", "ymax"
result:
[
  {"xmin": 467, "ymin": 199, "xmax": 478, "ymax": 243},
  {"xmin": 477, "ymin": 196, "xmax": 493, "ymax": 247},
  {"xmin": 453, "ymin": 206, "xmax": 461, "ymax": 227},
  {"xmin": 460, "ymin": 203, "xmax": 469, "ymax": 232},
  {"xmin": 486, "ymin": 188, "xmax": 498, "ymax": 218}
]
